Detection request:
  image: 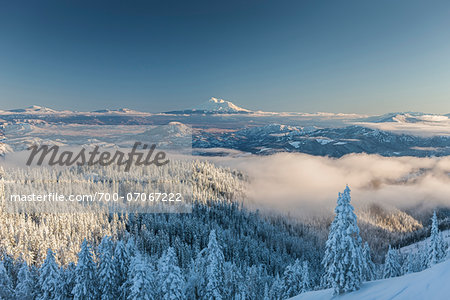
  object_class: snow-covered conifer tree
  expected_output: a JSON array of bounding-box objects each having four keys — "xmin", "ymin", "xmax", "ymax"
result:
[
  {"xmin": 120, "ymin": 238, "xmax": 140, "ymax": 300},
  {"xmin": 205, "ymin": 230, "xmax": 225, "ymax": 300},
  {"xmin": 244, "ymin": 265, "xmax": 262, "ymax": 299},
  {"xmin": 127, "ymin": 252, "xmax": 154, "ymax": 300},
  {"xmin": 0, "ymin": 261, "xmax": 13, "ymax": 299},
  {"xmin": 270, "ymin": 274, "xmax": 284, "ymax": 300},
  {"xmin": 322, "ymin": 186, "xmax": 363, "ymax": 294},
  {"xmin": 282, "ymin": 260, "xmax": 302, "ymax": 298},
  {"xmin": 158, "ymin": 247, "xmax": 185, "ymax": 300},
  {"xmin": 98, "ymin": 236, "xmax": 118, "ymax": 299},
  {"xmin": 126, "ymin": 237, "xmax": 137, "ymax": 258},
  {"xmin": 222, "ymin": 262, "xmax": 243, "ymax": 299},
  {"xmin": 59, "ymin": 262, "xmax": 76, "ymax": 300},
  {"xmin": 263, "ymin": 283, "xmax": 270, "ymax": 300},
  {"xmin": 362, "ymin": 242, "xmax": 376, "ymax": 281},
  {"xmin": 15, "ymin": 262, "xmax": 34, "ymax": 300},
  {"xmin": 301, "ymin": 261, "xmax": 311, "ymax": 293},
  {"xmin": 185, "ymin": 254, "xmax": 206, "ymax": 300},
  {"xmin": 39, "ymin": 249, "xmax": 60, "ymax": 300},
  {"xmin": 383, "ymin": 245, "xmax": 401, "ymax": 278},
  {"xmin": 428, "ymin": 211, "xmax": 447, "ymax": 266},
  {"xmin": 72, "ymin": 240, "xmax": 98, "ymax": 299},
  {"xmin": 402, "ymin": 253, "xmax": 416, "ymax": 275},
  {"xmin": 114, "ymin": 239, "xmax": 130, "ymax": 298}
]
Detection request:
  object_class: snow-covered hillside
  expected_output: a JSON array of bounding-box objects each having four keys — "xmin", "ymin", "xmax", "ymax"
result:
[
  {"xmin": 355, "ymin": 112, "xmax": 450, "ymax": 136},
  {"xmin": 8, "ymin": 105, "xmax": 60, "ymax": 114},
  {"xmin": 400, "ymin": 229, "xmax": 450, "ymax": 255},
  {"xmin": 292, "ymin": 258, "xmax": 450, "ymax": 300},
  {"xmin": 359, "ymin": 112, "xmax": 445, "ymax": 123}
]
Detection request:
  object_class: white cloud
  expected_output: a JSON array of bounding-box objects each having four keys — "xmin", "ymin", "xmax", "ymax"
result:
[{"xmin": 217, "ymin": 153, "xmax": 450, "ymax": 217}]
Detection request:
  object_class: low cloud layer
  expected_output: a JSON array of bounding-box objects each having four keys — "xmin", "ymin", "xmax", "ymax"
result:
[
  {"xmin": 218, "ymin": 153, "xmax": 450, "ymax": 217},
  {"xmin": 3, "ymin": 149, "xmax": 450, "ymax": 219}
]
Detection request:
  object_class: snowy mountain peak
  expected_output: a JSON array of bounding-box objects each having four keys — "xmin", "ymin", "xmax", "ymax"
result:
[{"xmin": 195, "ymin": 97, "xmax": 251, "ymax": 113}]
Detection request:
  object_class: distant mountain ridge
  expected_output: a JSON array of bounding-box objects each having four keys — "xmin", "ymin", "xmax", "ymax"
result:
[
  {"xmin": 358, "ymin": 112, "xmax": 449, "ymax": 123},
  {"xmin": 1, "ymin": 101, "xmax": 450, "ymax": 156},
  {"xmin": 2, "ymin": 101, "xmax": 448, "ymax": 119},
  {"xmin": 2, "ymin": 106, "xmax": 148, "ymax": 115},
  {"xmin": 193, "ymin": 123, "xmax": 450, "ymax": 157},
  {"xmin": 8, "ymin": 105, "xmax": 59, "ymax": 114}
]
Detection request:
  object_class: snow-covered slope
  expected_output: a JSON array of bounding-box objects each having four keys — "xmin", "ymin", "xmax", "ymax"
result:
[
  {"xmin": 354, "ymin": 112, "xmax": 450, "ymax": 136},
  {"xmin": 291, "ymin": 259, "xmax": 450, "ymax": 300},
  {"xmin": 359, "ymin": 112, "xmax": 447, "ymax": 123},
  {"xmin": 8, "ymin": 105, "xmax": 60, "ymax": 114},
  {"xmin": 91, "ymin": 108, "xmax": 148, "ymax": 114},
  {"xmin": 3, "ymin": 105, "xmax": 152, "ymax": 116},
  {"xmin": 400, "ymin": 229, "xmax": 450, "ymax": 255},
  {"xmin": 194, "ymin": 97, "xmax": 251, "ymax": 113}
]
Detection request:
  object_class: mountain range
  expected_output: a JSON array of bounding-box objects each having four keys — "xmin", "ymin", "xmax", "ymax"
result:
[{"xmin": 1, "ymin": 98, "xmax": 450, "ymax": 157}]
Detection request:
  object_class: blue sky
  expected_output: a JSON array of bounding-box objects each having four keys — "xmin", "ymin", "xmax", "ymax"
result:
[{"xmin": 0, "ymin": 0, "xmax": 449, "ymax": 114}]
